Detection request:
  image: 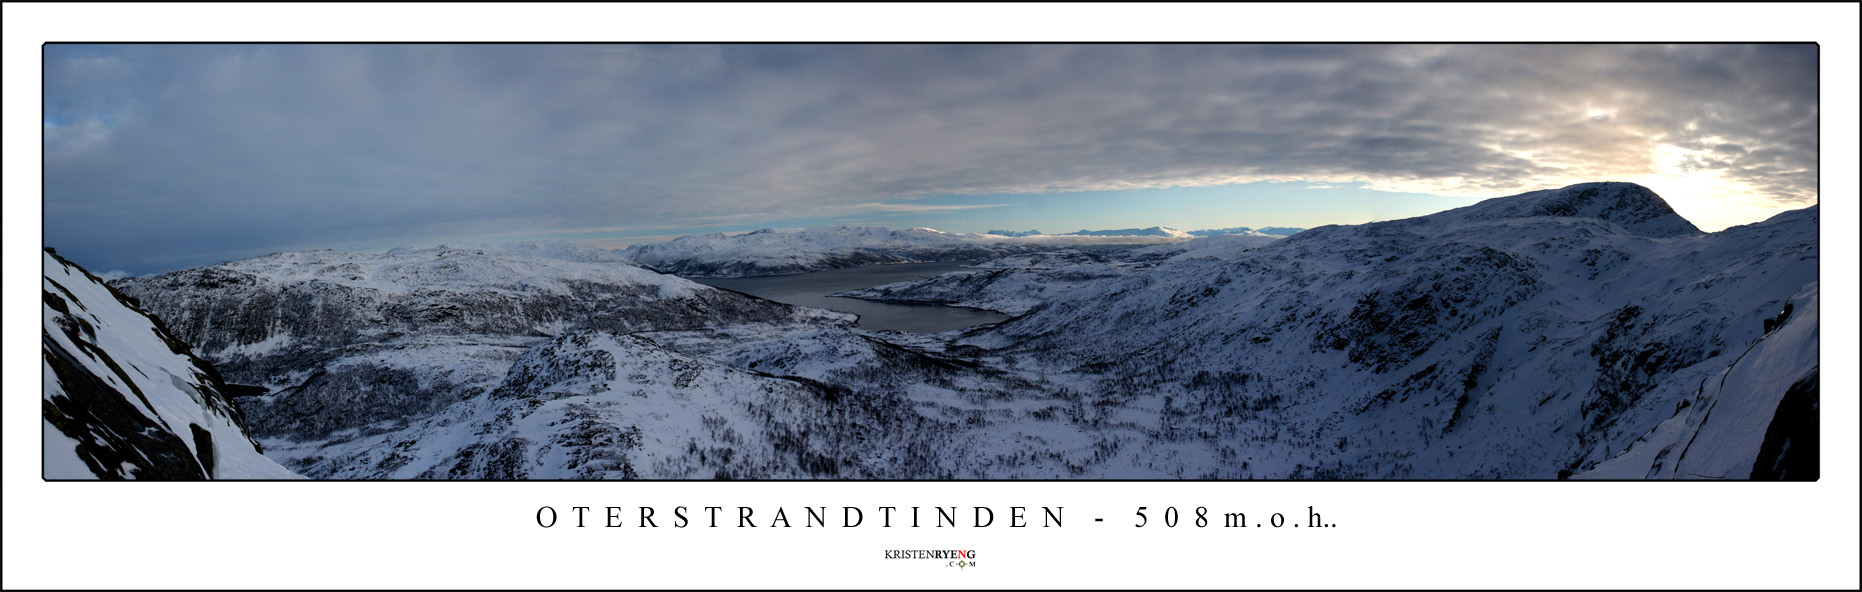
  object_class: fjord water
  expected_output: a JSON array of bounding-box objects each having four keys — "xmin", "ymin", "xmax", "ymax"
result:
[{"xmin": 692, "ymin": 262, "xmax": 1011, "ymax": 332}]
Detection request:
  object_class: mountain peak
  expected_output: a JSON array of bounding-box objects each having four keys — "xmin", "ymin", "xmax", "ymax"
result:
[{"xmin": 1456, "ymin": 182, "xmax": 1702, "ymax": 238}]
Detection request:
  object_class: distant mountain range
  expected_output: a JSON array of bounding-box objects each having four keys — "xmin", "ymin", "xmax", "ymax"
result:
[
  {"xmin": 986, "ymin": 226, "xmax": 1305, "ymax": 238},
  {"xmin": 1186, "ymin": 226, "xmax": 1305, "ymax": 237},
  {"xmin": 622, "ymin": 225, "xmax": 1307, "ymax": 278},
  {"xmin": 1058, "ymin": 226, "xmax": 1197, "ymax": 239},
  {"xmin": 621, "ymin": 226, "xmax": 1057, "ymax": 278}
]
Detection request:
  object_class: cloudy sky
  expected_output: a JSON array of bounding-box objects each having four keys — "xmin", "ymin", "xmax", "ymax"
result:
[{"xmin": 43, "ymin": 43, "xmax": 1819, "ymax": 275}]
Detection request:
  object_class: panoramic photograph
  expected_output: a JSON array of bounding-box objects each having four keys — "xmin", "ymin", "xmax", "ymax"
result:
[{"xmin": 41, "ymin": 43, "xmax": 1819, "ymax": 481}]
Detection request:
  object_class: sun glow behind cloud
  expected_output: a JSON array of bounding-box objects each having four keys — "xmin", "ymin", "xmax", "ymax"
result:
[{"xmin": 1631, "ymin": 143, "xmax": 1811, "ymax": 232}]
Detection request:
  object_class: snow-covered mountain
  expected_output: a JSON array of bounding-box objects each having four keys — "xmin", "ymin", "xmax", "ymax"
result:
[
  {"xmin": 985, "ymin": 229, "xmax": 1044, "ymax": 237},
  {"xmin": 111, "ymin": 242, "xmax": 851, "ymax": 475},
  {"xmin": 622, "ymin": 226, "xmax": 1055, "ymax": 277},
  {"xmin": 717, "ymin": 180, "xmax": 1815, "ymax": 479},
  {"xmin": 113, "ymin": 242, "xmax": 836, "ymax": 376},
  {"xmin": 43, "ymin": 249, "xmax": 299, "ymax": 479},
  {"xmin": 955, "ymin": 182, "xmax": 1815, "ymax": 477},
  {"xmin": 1064, "ymin": 226, "xmax": 1195, "ymax": 239}
]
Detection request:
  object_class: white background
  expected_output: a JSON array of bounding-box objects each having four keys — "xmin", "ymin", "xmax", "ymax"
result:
[{"xmin": 5, "ymin": 3, "xmax": 1858, "ymax": 589}]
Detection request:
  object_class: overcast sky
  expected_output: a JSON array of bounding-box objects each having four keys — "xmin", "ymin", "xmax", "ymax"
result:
[{"xmin": 42, "ymin": 43, "xmax": 1819, "ymax": 275}]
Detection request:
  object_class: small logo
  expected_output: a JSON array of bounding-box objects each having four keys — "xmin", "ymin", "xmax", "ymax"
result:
[{"xmin": 883, "ymin": 548, "xmax": 978, "ymax": 569}]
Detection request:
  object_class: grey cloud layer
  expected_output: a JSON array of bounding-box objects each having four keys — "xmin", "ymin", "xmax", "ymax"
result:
[{"xmin": 43, "ymin": 44, "xmax": 1816, "ymax": 273}]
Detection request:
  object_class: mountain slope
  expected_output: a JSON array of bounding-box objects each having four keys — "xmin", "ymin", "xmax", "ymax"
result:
[
  {"xmin": 1576, "ymin": 283, "xmax": 1819, "ymax": 479},
  {"xmin": 43, "ymin": 249, "xmax": 299, "ymax": 479},
  {"xmin": 258, "ymin": 327, "xmax": 975, "ymax": 479},
  {"xmin": 955, "ymin": 182, "xmax": 1815, "ymax": 478}
]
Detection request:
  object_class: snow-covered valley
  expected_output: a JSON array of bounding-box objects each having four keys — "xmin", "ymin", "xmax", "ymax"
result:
[{"xmin": 48, "ymin": 182, "xmax": 1819, "ymax": 479}]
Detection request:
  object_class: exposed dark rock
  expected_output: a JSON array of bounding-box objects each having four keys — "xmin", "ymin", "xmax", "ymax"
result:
[{"xmin": 1751, "ymin": 369, "xmax": 1818, "ymax": 481}]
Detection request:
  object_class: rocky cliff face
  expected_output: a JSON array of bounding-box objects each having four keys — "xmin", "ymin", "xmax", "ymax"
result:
[{"xmin": 43, "ymin": 249, "xmax": 299, "ymax": 479}]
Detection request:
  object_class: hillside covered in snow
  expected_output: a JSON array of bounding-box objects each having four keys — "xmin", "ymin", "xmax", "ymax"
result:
[
  {"xmin": 953, "ymin": 182, "xmax": 1818, "ymax": 477},
  {"xmin": 43, "ymin": 249, "xmax": 299, "ymax": 479},
  {"xmin": 1576, "ymin": 283, "xmax": 1819, "ymax": 479}
]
